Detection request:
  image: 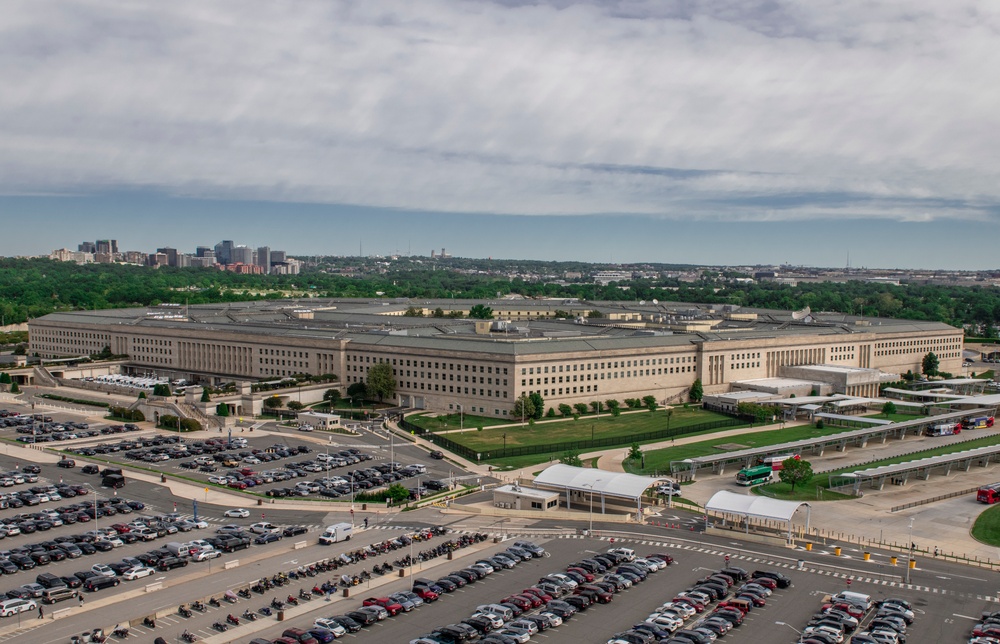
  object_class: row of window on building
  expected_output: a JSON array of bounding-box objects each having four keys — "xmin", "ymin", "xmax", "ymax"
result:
[{"xmin": 521, "ymin": 355, "xmax": 695, "ymax": 376}]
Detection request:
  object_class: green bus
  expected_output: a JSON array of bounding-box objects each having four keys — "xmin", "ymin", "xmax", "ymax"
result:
[{"xmin": 735, "ymin": 464, "xmax": 773, "ymax": 486}]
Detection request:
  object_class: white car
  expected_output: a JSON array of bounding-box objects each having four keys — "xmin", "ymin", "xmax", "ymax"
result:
[
  {"xmin": 657, "ymin": 602, "xmax": 696, "ymax": 618},
  {"xmin": 243, "ymin": 456, "xmax": 261, "ymax": 464},
  {"xmin": 496, "ymin": 630, "xmax": 530, "ymax": 644},
  {"xmin": 508, "ymin": 620, "xmax": 539, "ymax": 636},
  {"xmin": 192, "ymin": 548, "xmax": 221, "ymax": 561},
  {"xmin": 209, "ymin": 476, "xmax": 229, "ymax": 484},
  {"xmin": 314, "ymin": 618, "xmax": 348, "ymax": 636},
  {"xmin": 249, "ymin": 522, "xmax": 280, "ymax": 534},
  {"xmin": 803, "ymin": 626, "xmax": 844, "ymax": 643},
  {"xmin": 106, "ymin": 536, "xmax": 124, "ymax": 548},
  {"xmin": 471, "ymin": 612, "xmax": 505, "ymax": 629},
  {"xmin": 224, "ymin": 509, "xmax": 250, "ymax": 518},
  {"xmin": 186, "ymin": 519, "xmax": 209, "ymax": 530},
  {"xmin": 298, "ymin": 425, "xmax": 314, "ymax": 432},
  {"xmin": 91, "ymin": 564, "xmax": 116, "ymax": 578},
  {"xmin": 646, "ymin": 614, "xmax": 683, "ymax": 631},
  {"xmin": 538, "ymin": 611, "xmax": 563, "ymax": 627},
  {"xmin": 0, "ymin": 598, "xmax": 36, "ymax": 617},
  {"xmin": 123, "ymin": 566, "xmax": 155, "ymax": 581}
]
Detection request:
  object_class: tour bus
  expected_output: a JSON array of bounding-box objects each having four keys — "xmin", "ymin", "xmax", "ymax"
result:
[
  {"xmin": 760, "ymin": 454, "xmax": 800, "ymax": 471},
  {"xmin": 962, "ymin": 416, "xmax": 995, "ymax": 430},
  {"xmin": 977, "ymin": 483, "xmax": 1000, "ymax": 504},
  {"xmin": 925, "ymin": 422, "xmax": 960, "ymax": 437},
  {"xmin": 735, "ymin": 465, "xmax": 773, "ymax": 486}
]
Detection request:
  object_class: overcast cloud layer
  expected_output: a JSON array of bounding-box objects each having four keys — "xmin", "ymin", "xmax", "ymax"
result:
[{"xmin": 3, "ymin": 0, "xmax": 1000, "ymax": 223}]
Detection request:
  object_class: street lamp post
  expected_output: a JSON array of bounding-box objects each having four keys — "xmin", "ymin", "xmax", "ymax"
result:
[
  {"xmin": 775, "ymin": 622, "xmax": 802, "ymax": 636},
  {"xmin": 905, "ymin": 517, "xmax": 915, "ymax": 583},
  {"xmin": 583, "ymin": 480, "xmax": 601, "ymax": 534}
]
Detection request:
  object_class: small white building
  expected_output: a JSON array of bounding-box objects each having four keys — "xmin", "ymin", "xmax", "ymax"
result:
[
  {"xmin": 297, "ymin": 411, "xmax": 341, "ymax": 430},
  {"xmin": 493, "ymin": 484, "xmax": 560, "ymax": 511}
]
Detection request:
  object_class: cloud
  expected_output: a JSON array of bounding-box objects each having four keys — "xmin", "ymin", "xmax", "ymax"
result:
[{"xmin": 1, "ymin": 0, "xmax": 998, "ymax": 223}]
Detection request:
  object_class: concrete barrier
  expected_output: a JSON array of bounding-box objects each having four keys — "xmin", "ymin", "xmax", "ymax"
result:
[
  {"xmin": 144, "ymin": 582, "xmax": 163, "ymax": 592},
  {"xmin": 224, "ymin": 559, "xmax": 239, "ymax": 570},
  {"xmin": 293, "ymin": 541, "xmax": 308, "ymax": 550},
  {"xmin": 52, "ymin": 607, "xmax": 74, "ymax": 620}
]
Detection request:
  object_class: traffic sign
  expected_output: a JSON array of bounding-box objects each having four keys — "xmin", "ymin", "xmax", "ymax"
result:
[
  {"xmin": 725, "ymin": 555, "xmax": 730, "ymax": 563},
  {"xmin": 846, "ymin": 578, "xmax": 852, "ymax": 586}
]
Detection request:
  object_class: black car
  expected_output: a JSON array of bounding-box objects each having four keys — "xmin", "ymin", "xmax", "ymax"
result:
[
  {"xmin": 751, "ymin": 570, "xmax": 791, "ymax": 588},
  {"xmin": 435, "ymin": 577, "xmax": 460, "ymax": 591},
  {"xmin": 60, "ymin": 576, "xmax": 83, "ymax": 589},
  {"xmin": 75, "ymin": 542, "xmax": 97, "ymax": 555},
  {"xmin": 329, "ymin": 616, "xmax": 363, "ymax": 633},
  {"xmin": 429, "ymin": 450, "xmax": 444, "ymax": 459},
  {"xmin": 282, "ymin": 525, "xmax": 308, "ymax": 537},
  {"xmin": 345, "ymin": 610, "xmax": 377, "ymax": 626},
  {"xmin": 84, "ymin": 576, "xmax": 120, "ymax": 592}
]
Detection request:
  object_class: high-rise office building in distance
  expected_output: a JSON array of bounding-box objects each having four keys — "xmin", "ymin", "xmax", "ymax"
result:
[
  {"xmin": 195, "ymin": 246, "xmax": 213, "ymax": 258},
  {"xmin": 256, "ymin": 247, "xmax": 271, "ymax": 273},
  {"xmin": 78, "ymin": 241, "xmax": 96, "ymax": 253},
  {"xmin": 214, "ymin": 240, "xmax": 234, "ymax": 265},
  {"xmin": 96, "ymin": 240, "xmax": 118, "ymax": 255},
  {"xmin": 231, "ymin": 245, "xmax": 253, "ymax": 265},
  {"xmin": 156, "ymin": 248, "xmax": 179, "ymax": 267}
]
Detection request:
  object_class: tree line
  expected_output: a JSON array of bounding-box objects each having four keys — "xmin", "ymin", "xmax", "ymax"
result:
[{"xmin": 1, "ymin": 257, "xmax": 998, "ymax": 331}]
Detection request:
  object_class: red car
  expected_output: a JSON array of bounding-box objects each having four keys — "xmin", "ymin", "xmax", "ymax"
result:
[
  {"xmin": 822, "ymin": 602, "xmax": 864, "ymax": 619},
  {"xmin": 362, "ymin": 597, "xmax": 403, "ymax": 616},
  {"xmin": 522, "ymin": 587, "xmax": 552, "ymax": 603},
  {"xmin": 502, "ymin": 595, "xmax": 533, "ymax": 611},
  {"xmin": 109, "ymin": 523, "xmax": 131, "ymax": 534},
  {"xmin": 566, "ymin": 567, "xmax": 595, "ymax": 582},
  {"xmin": 749, "ymin": 576, "xmax": 776, "ymax": 590},
  {"xmin": 414, "ymin": 587, "xmax": 439, "ymax": 602},
  {"xmin": 647, "ymin": 553, "xmax": 675, "ymax": 565},
  {"xmin": 227, "ymin": 481, "xmax": 248, "ymax": 490},
  {"xmin": 673, "ymin": 596, "xmax": 705, "ymax": 613},
  {"xmin": 515, "ymin": 593, "xmax": 543, "ymax": 608}
]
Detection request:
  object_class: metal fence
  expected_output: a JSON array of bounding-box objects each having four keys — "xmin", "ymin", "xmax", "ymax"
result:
[{"xmin": 403, "ymin": 417, "xmax": 742, "ymax": 462}]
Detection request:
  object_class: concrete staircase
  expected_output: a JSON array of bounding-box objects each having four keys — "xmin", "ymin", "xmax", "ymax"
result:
[{"xmin": 32, "ymin": 366, "xmax": 59, "ymax": 388}]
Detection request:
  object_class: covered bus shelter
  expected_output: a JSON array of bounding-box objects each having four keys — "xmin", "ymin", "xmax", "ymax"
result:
[
  {"xmin": 670, "ymin": 408, "xmax": 993, "ymax": 479},
  {"xmin": 532, "ymin": 464, "xmax": 654, "ymax": 519},
  {"xmin": 705, "ymin": 491, "xmax": 811, "ymax": 541}
]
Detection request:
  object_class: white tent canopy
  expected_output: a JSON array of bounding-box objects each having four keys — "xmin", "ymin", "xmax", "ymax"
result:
[
  {"xmin": 705, "ymin": 490, "xmax": 811, "ymax": 538},
  {"xmin": 532, "ymin": 464, "xmax": 655, "ymax": 517}
]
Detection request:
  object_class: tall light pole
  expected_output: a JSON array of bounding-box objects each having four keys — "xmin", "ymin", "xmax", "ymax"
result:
[
  {"xmin": 83, "ymin": 483, "xmax": 99, "ymax": 536},
  {"xmin": 905, "ymin": 517, "xmax": 915, "ymax": 584},
  {"xmin": 775, "ymin": 622, "xmax": 802, "ymax": 636}
]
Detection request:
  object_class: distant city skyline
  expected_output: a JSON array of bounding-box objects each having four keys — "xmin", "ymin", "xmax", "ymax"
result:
[
  {"xmin": 7, "ymin": 191, "xmax": 999, "ymax": 271},
  {"xmin": 3, "ymin": 2, "xmax": 998, "ymax": 271}
]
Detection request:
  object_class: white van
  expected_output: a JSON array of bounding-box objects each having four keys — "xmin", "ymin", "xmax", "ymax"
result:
[
  {"xmin": 318, "ymin": 522, "xmax": 353, "ymax": 545},
  {"xmin": 830, "ymin": 591, "xmax": 873, "ymax": 611},
  {"xmin": 609, "ymin": 547, "xmax": 636, "ymax": 562}
]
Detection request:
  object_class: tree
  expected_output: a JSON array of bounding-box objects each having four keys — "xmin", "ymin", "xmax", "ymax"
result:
[
  {"xmin": 288, "ymin": 400, "xmax": 305, "ymax": 411},
  {"xmin": 200, "ymin": 388, "xmax": 211, "ymax": 403},
  {"xmin": 215, "ymin": 402, "xmax": 230, "ymax": 417},
  {"xmin": 778, "ymin": 458, "xmax": 814, "ymax": 491},
  {"xmin": 558, "ymin": 403, "xmax": 573, "ymax": 417},
  {"xmin": 587, "ymin": 310, "xmax": 604, "ymax": 318},
  {"xmin": 385, "ymin": 483, "xmax": 411, "ymax": 504},
  {"xmin": 553, "ymin": 310, "xmax": 570, "ymax": 319},
  {"xmin": 545, "ymin": 407, "xmax": 557, "ymax": 418},
  {"xmin": 432, "ymin": 307, "xmax": 445, "ymax": 318},
  {"xmin": 689, "ymin": 379, "xmax": 704, "ymax": 402},
  {"xmin": 881, "ymin": 401, "xmax": 897, "ymax": 417},
  {"xmin": 366, "ymin": 363, "xmax": 396, "ymax": 402},
  {"xmin": 323, "ymin": 388, "xmax": 342, "ymax": 405},
  {"xmin": 12, "ymin": 344, "xmax": 26, "ymax": 356},
  {"xmin": 513, "ymin": 394, "xmax": 535, "ymax": 421},
  {"xmin": 922, "ymin": 352, "xmax": 940, "ymax": 377},
  {"xmin": 627, "ymin": 442, "xmax": 642, "ymax": 461},
  {"xmin": 468, "ymin": 304, "xmax": 494, "ymax": 319},
  {"xmin": 9, "ymin": 382, "xmax": 18, "ymax": 394},
  {"xmin": 0, "ymin": 373, "xmax": 9, "ymax": 385},
  {"xmin": 152, "ymin": 383, "xmax": 171, "ymax": 397},
  {"xmin": 529, "ymin": 392, "xmax": 544, "ymax": 420},
  {"xmin": 263, "ymin": 395, "xmax": 283, "ymax": 409},
  {"xmin": 403, "ymin": 306, "xmax": 424, "ymax": 317},
  {"xmin": 590, "ymin": 400, "xmax": 601, "ymax": 413},
  {"xmin": 138, "ymin": 391, "xmax": 146, "ymax": 399},
  {"xmin": 346, "ymin": 382, "xmax": 367, "ymax": 401},
  {"xmin": 574, "ymin": 403, "xmax": 589, "ymax": 416},
  {"xmin": 642, "ymin": 395, "xmax": 658, "ymax": 412},
  {"xmin": 559, "ymin": 451, "xmax": 582, "ymax": 467}
]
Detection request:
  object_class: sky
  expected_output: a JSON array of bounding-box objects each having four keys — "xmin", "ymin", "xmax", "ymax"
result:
[{"xmin": 2, "ymin": 1, "xmax": 999, "ymax": 269}]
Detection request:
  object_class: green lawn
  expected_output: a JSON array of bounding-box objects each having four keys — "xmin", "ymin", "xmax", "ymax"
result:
[
  {"xmin": 407, "ymin": 413, "xmax": 512, "ymax": 432},
  {"xmin": 972, "ymin": 503, "xmax": 1000, "ymax": 546},
  {"xmin": 449, "ymin": 407, "xmax": 736, "ymax": 452},
  {"xmin": 623, "ymin": 423, "xmax": 860, "ymax": 475}
]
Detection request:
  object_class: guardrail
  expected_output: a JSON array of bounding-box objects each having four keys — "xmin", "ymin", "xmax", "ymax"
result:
[{"xmin": 890, "ymin": 486, "xmax": 979, "ymax": 512}]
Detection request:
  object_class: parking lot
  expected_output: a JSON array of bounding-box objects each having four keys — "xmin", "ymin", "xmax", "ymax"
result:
[{"xmin": 228, "ymin": 531, "xmax": 982, "ymax": 644}]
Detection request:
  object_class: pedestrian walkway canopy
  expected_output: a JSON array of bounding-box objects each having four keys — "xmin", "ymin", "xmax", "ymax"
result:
[
  {"xmin": 670, "ymin": 409, "xmax": 992, "ymax": 478},
  {"xmin": 705, "ymin": 490, "xmax": 811, "ymax": 538},
  {"xmin": 833, "ymin": 444, "xmax": 1000, "ymax": 494}
]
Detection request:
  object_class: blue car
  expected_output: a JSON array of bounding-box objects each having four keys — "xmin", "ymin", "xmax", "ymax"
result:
[{"xmin": 308, "ymin": 628, "xmax": 337, "ymax": 643}]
